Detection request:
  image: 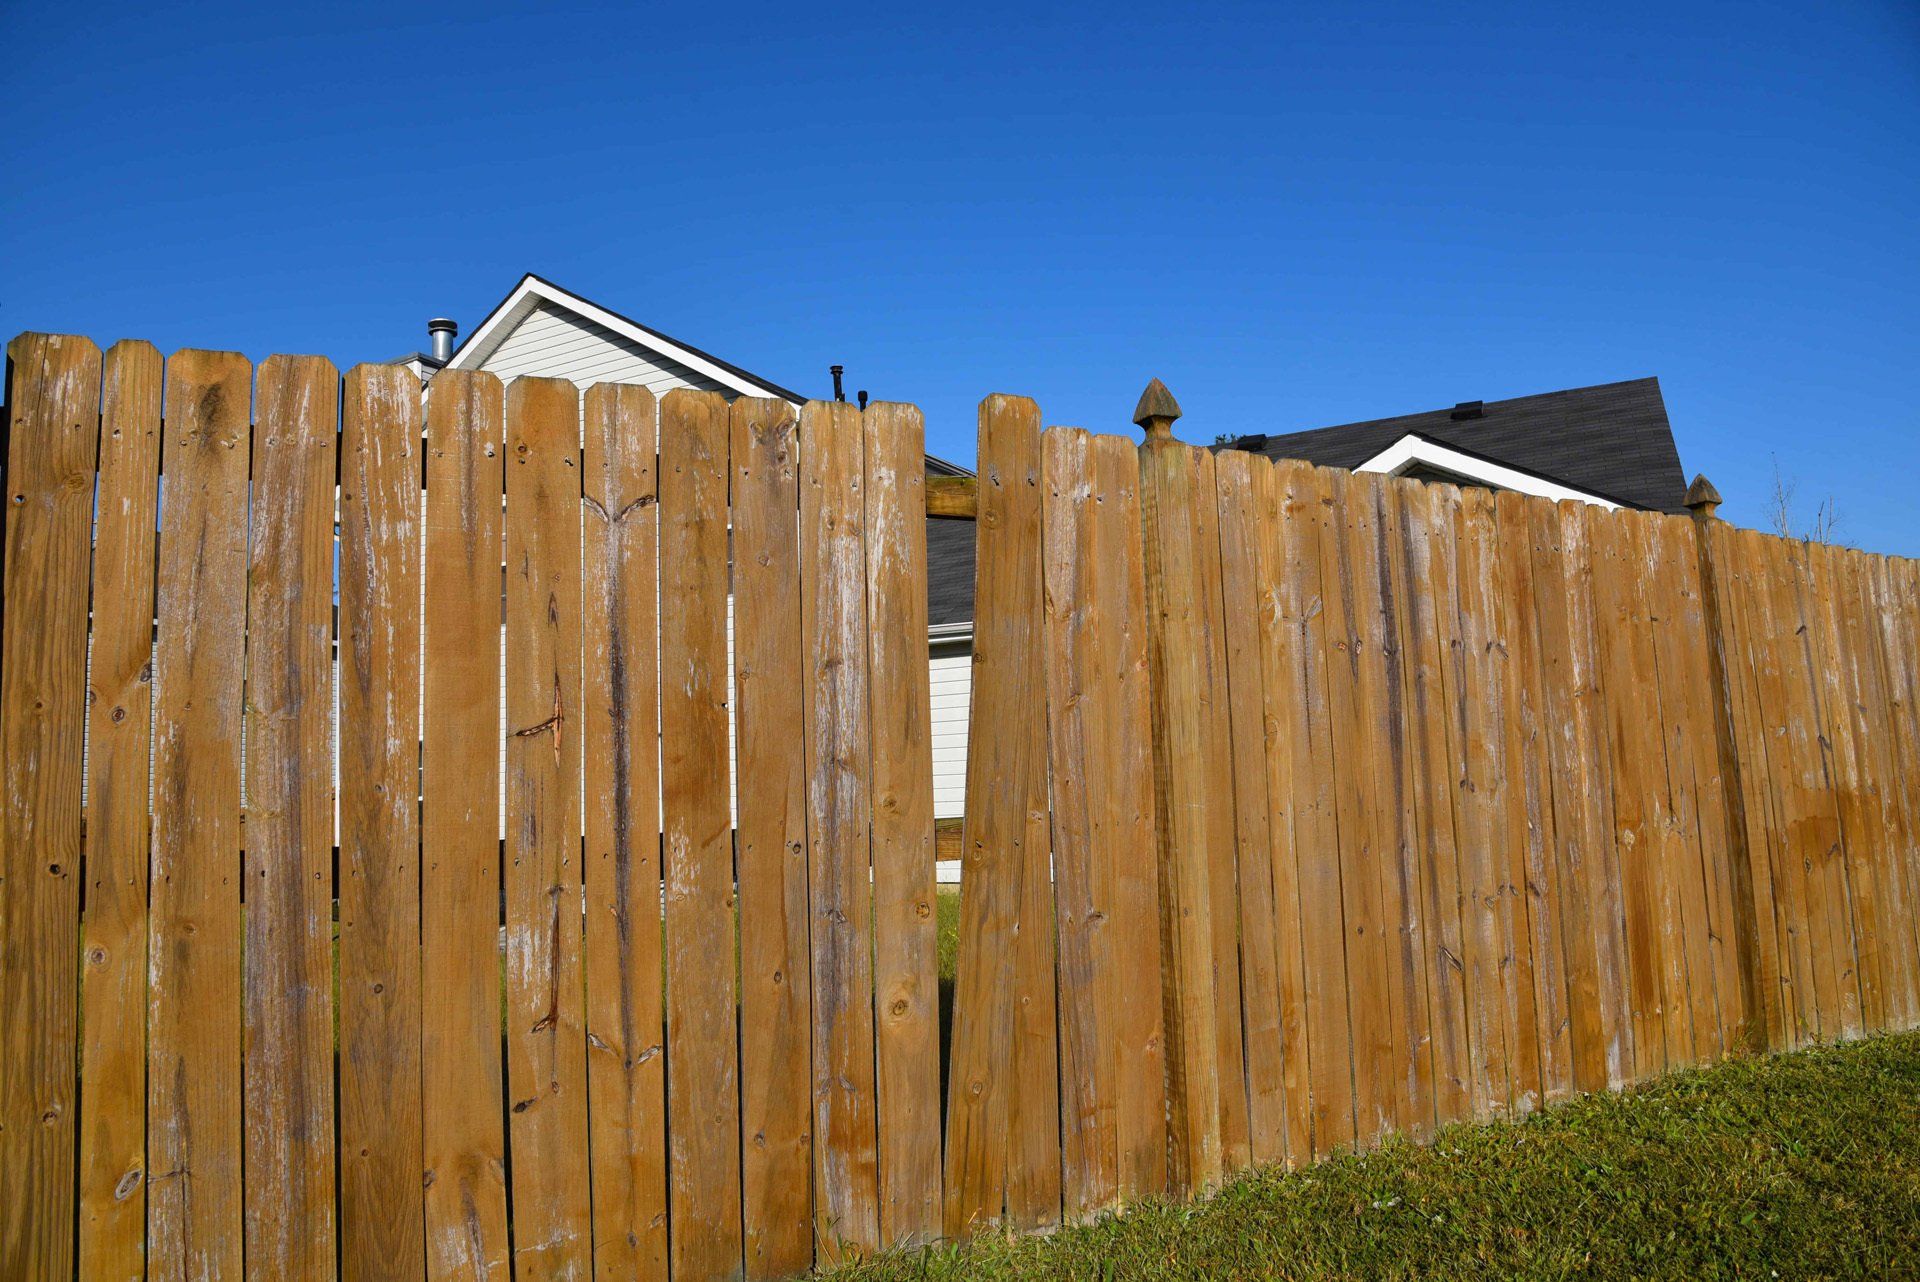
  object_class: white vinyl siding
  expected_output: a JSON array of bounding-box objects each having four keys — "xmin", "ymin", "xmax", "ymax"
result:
[
  {"xmin": 929, "ymin": 645, "xmax": 971, "ymax": 820},
  {"xmin": 478, "ymin": 301, "xmax": 731, "ymax": 397}
]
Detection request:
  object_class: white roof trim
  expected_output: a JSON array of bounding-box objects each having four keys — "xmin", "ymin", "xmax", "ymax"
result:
[
  {"xmin": 446, "ymin": 276, "xmax": 800, "ymax": 404},
  {"xmin": 1354, "ymin": 434, "xmax": 1620, "ymax": 509}
]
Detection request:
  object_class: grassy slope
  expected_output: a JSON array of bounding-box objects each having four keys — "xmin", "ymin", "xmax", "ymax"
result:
[{"xmin": 873, "ymin": 915, "xmax": 1920, "ymax": 1282}]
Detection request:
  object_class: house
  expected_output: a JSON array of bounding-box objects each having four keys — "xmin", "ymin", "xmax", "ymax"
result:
[
  {"xmin": 1215, "ymin": 378, "xmax": 1688, "ymax": 513},
  {"xmin": 404, "ymin": 274, "xmax": 1691, "ymax": 863}
]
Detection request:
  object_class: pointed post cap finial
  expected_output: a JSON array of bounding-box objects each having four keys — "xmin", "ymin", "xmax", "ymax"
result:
[
  {"xmin": 1133, "ymin": 378, "xmax": 1183, "ymax": 440},
  {"xmin": 1685, "ymin": 473, "xmax": 1723, "ymax": 519}
]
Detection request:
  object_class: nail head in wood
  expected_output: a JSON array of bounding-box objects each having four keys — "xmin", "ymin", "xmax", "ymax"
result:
[
  {"xmin": 1685, "ymin": 472, "xmax": 1723, "ymax": 520},
  {"xmin": 1132, "ymin": 378, "xmax": 1183, "ymax": 441}
]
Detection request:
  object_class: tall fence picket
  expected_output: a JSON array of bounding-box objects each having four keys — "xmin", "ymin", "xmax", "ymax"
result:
[
  {"xmin": 147, "ymin": 348, "xmax": 250, "ymax": 1282},
  {"xmin": 661, "ymin": 388, "xmax": 745, "ymax": 1281},
  {"xmin": 77, "ymin": 340, "xmax": 161, "ymax": 1282},
  {"xmin": 420, "ymin": 367, "xmax": 513, "ymax": 1279},
  {"xmin": 582, "ymin": 381, "xmax": 671, "ymax": 1279},
  {"xmin": 1, "ymin": 334, "xmax": 101, "ymax": 1279},
  {"xmin": 244, "ymin": 354, "xmax": 339, "ymax": 1277},
  {"xmin": 732, "ymin": 394, "xmax": 812, "ymax": 1279},
  {"xmin": 864, "ymin": 402, "xmax": 942, "ymax": 1247},
  {"xmin": 502, "ymin": 374, "xmax": 591, "ymax": 1276}
]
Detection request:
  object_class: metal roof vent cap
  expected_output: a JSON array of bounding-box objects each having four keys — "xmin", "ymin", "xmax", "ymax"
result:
[
  {"xmin": 1449, "ymin": 400, "xmax": 1484, "ymax": 421},
  {"xmin": 427, "ymin": 317, "xmax": 458, "ymax": 363}
]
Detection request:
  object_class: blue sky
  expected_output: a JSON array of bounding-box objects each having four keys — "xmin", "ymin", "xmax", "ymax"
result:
[{"xmin": 4, "ymin": 1, "xmax": 1916, "ymax": 551}]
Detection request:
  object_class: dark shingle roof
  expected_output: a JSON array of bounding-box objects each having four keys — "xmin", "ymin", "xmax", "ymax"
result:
[
  {"xmin": 922, "ymin": 376, "xmax": 1688, "ymax": 631},
  {"xmin": 1237, "ymin": 377, "xmax": 1686, "ymax": 514}
]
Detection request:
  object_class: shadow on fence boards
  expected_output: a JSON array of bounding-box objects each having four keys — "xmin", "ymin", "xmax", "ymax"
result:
[{"xmin": 2, "ymin": 331, "xmax": 1917, "ymax": 1280}]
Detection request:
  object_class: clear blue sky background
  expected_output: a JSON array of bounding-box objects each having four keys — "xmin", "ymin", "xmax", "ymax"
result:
[{"xmin": 4, "ymin": 1, "xmax": 1916, "ymax": 551}]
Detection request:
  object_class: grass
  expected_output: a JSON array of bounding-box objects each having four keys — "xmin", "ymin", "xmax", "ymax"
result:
[{"xmin": 836, "ymin": 1028, "xmax": 1920, "ymax": 1281}]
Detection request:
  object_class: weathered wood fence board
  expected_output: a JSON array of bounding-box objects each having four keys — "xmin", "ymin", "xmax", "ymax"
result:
[
  {"xmin": 583, "ymin": 381, "xmax": 670, "ymax": 1279},
  {"xmin": 1, "ymin": 333, "xmax": 101, "ymax": 1280},
  {"xmin": 731, "ymin": 394, "xmax": 812, "ymax": 1280},
  {"xmin": 420, "ymin": 367, "xmax": 513, "ymax": 1280},
  {"xmin": 339, "ymin": 363, "xmax": 429, "ymax": 1278},
  {"xmin": 1134, "ymin": 432, "xmax": 1225, "ymax": 1194},
  {"xmin": 4, "ymin": 332, "xmax": 1920, "ymax": 1282},
  {"xmin": 78, "ymin": 339, "xmax": 161, "ymax": 1282},
  {"xmin": 502, "ymin": 374, "xmax": 591, "ymax": 1277},
  {"xmin": 661, "ymin": 388, "xmax": 745, "ymax": 1280},
  {"xmin": 800, "ymin": 396, "xmax": 881, "ymax": 1264},
  {"xmin": 864, "ymin": 401, "xmax": 943, "ymax": 1248},
  {"xmin": 1213, "ymin": 449, "xmax": 1288, "ymax": 1165},
  {"xmin": 245, "ymin": 353, "xmax": 340, "ymax": 1278},
  {"xmin": 148, "ymin": 347, "xmax": 251, "ymax": 1282}
]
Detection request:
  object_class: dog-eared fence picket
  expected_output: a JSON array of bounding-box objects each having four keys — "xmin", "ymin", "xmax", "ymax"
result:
[{"xmin": 2, "ymin": 332, "xmax": 1917, "ymax": 1279}]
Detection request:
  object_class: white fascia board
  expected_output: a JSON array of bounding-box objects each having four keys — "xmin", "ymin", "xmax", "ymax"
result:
[
  {"xmin": 443, "ymin": 278, "xmax": 541, "ymax": 372},
  {"xmin": 449, "ymin": 277, "xmax": 800, "ymax": 406},
  {"xmin": 1355, "ymin": 434, "xmax": 1620, "ymax": 509}
]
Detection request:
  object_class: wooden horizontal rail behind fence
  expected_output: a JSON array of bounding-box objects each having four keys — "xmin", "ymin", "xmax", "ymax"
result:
[{"xmin": 2, "ymin": 331, "xmax": 1918, "ymax": 1281}]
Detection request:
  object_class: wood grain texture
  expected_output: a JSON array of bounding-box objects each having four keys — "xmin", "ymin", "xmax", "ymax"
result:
[
  {"xmin": 730, "ymin": 395, "xmax": 812, "ymax": 1279},
  {"xmin": 1190, "ymin": 449, "xmax": 1252, "ymax": 1172},
  {"xmin": 1740, "ymin": 529, "xmax": 1818, "ymax": 1045},
  {"xmin": 1041, "ymin": 427, "xmax": 1109, "ymax": 1220},
  {"xmin": 1493, "ymin": 491, "xmax": 1564, "ymax": 1105},
  {"xmin": 244, "ymin": 354, "xmax": 339, "ymax": 1280},
  {"xmin": 925, "ymin": 474, "xmax": 978, "ymax": 519},
  {"xmin": 1276, "ymin": 460, "xmax": 1354, "ymax": 1157},
  {"xmin": 78, "ymin": 340, "xmax": 161, "ymax": 1282},
  {"xmin": 1, "ymin": 333, "xmax": 101, "ymax": 1280},
  {"xmin": 1590, "ymin": 511, "xmax": 1671, "ymax": 1081},
  {"xmin": 1092, "ymin": 433, "xmax": 1168, "ymax": 1200},
  {"xmin": 1767, "ymin": 536, "xmax": 1857, "ymax": 1038},
  {"xmin": 1884, "ymin": 555, "xmax": 1920, "ymax": 1027},
  {"xmin": 799, "ymin": 397, "xmax": 880, "ymax": 1262},
  {"xmin": 1213, "ymin": 449, "xmax": 1288, "ymax": 1163},
  {"xmin": 1251, "ymin": 459, "xmax": 1312, "ymax": 1164},
  {"xmin": 421, "ymin": 368, "xmax": 512, "ymax": 1281},
  {"xmin": 1402, "ymin": 484, "xmax": 1474, "ymax": 1125},
  {"xmin": 1827, "ymin": 550, "xmax": 1894, "ymax": 1028},
  {"xmin": 1687, "ymin": 512, "xmax": 1765, "ymax": 1052},
  {"xmin": 1707, "ymin": 523, "xmax": 1789, "ymax": 1047},
  {"xmin": 339, "ymin": 363, "xmax": 427, "ymax": 1281},
  {"xmin": 864, "ymin": 401, "xmax": 942, "ymax": 1247},
  {"xmin": 1860, "ymin": 552, "xmax": 1920, "ymax": 1030},
  {"xmin": 582, "ymin": 382, "xmax": 669, "ymax": 1280},
  {"xmin": 944, "ymin": 395, "xmax": 1060, "ymax": 1234},
  {"xmin": 1653, "ymin": 516, "xmax": 1732, "ymax": 1064},
  {"xmin": 659, "ymin": 388, "xmax": 744, "ymax": 1282},
  {"xmin": 1567, "ymin": 504, "xmax": 1635, "ymax": 1085},
  {"xmin": 1135, "ymin": 438, "xmax": 1225, "ymax": 1191},
  {"xmin": 148, "ymin": 347, "xmax": 250, "ymax": 1282},
  {"xmin": 1377, "ymin": 478, "xmax": 1440, "ymax": 1135},
  {"xmin": 1324, "ymin": 470, "xmax": 1398, "ymax": 1139},
  {"xmin": 1041, "ymin": 426, "xmax": 1161, "ymax": 1222},
  {"xmin": 502, "ymin": 375, "xmax": 590, "ymax": 1278},
  {"xmin": 1812, "ymin": 542, "xmax": 1888, "ymax": 1032},
  {"xmin": 1452, "ymin": 489, "xmax": 1513, "ymax": 1116},
  {"xmin": 1526, "ymin": 501, "xmax": 1614, "ymax": 1090},
  {"xmin": 1371, "ymin": 474, "xmax": 1441, "ymax": 1132}
]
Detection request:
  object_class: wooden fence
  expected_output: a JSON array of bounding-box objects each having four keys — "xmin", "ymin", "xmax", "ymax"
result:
[{"xmin": 1, "ymin": 332, "xmax": 1916, "ymax": 1279}]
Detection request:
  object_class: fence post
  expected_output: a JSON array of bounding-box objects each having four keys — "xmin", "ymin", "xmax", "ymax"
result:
[
  {"xmin": 1685, "ymin": 474, "xmax": 1766, "ymax": 1051},
  {"xmin": 1133, "ymin": 380, "xmax": 1225, "ymax": 1196}
]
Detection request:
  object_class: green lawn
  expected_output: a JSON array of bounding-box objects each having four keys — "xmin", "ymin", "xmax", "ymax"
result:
[{"xmin": 840, "ymin": 1024, "xmax": 1920, "ymax": 1281}]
